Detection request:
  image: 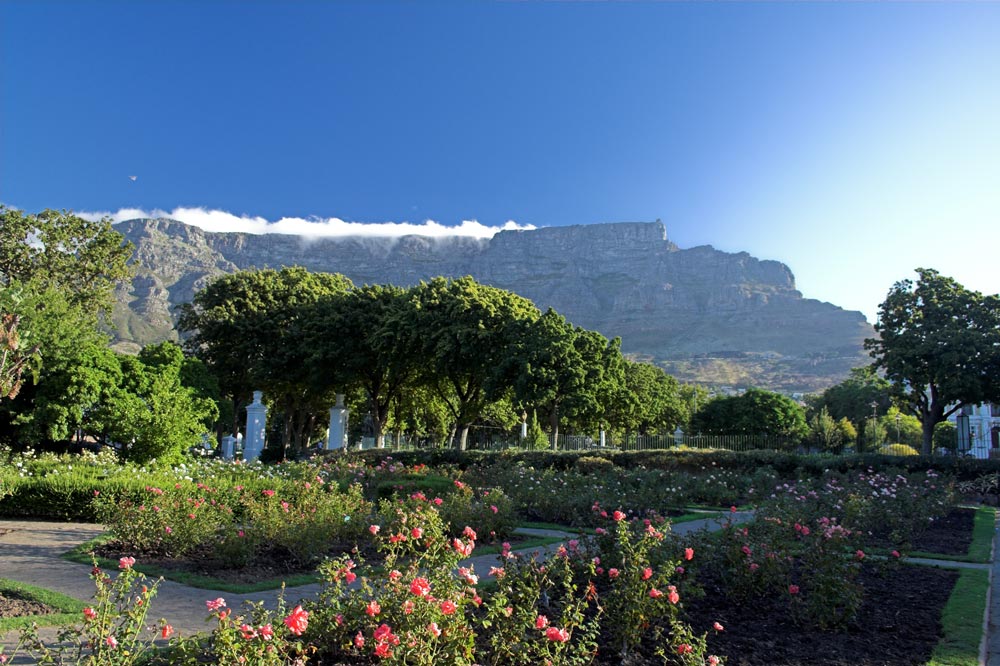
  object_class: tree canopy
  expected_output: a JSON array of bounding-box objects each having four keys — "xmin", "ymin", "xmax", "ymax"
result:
[
  {"xmin": 807, "ymin": 366, "xmax": 892, "ymax": 451},
  {"xmin": 388, "ymin": 276, "xmax": 540, "ymax": 450},
  {"xmin": 0, "ymin": 284, "xmax": 42, "ymax": 400},
  {"xmin": 0, "ymin": 207, "xmax": 132, "ymax": 320},
  {"xmin": 865, "ymin": 268, "xmax": 1000, "ymax": 454},
  {"xmin": 177, "ymin": 267, "xmax": 353, "ymax": 456},
  {"xmin": 692, "ymin": 388, "xmax": 808, "ymax": 443}
]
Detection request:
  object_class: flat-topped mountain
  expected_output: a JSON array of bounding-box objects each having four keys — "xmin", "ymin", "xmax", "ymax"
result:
[{"xmin": 111, "ymin": 218, "xmax": 872, "ymax": 392}]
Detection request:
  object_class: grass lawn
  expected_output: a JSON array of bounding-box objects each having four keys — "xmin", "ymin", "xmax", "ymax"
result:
[
  {"xmin": 928, "ymin": 567, "xmax": 990, "ymax": 666},
  {"xmin": 0, "ymin": 578, "xmax": 87, "ymax": 632},
  {"xmin": 909, "ymin": 506, "xmax": 996, "ymax": 564}
]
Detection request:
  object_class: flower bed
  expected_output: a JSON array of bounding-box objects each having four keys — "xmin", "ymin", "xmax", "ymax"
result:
[{"xmin": 1, "ymin": 448, "xmax": 991, "ymax": 665}]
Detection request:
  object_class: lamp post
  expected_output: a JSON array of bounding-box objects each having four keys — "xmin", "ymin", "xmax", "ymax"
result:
[
  {"xmin": 895, "ymin": 413, "xmax": 901, "ymax": 445},
  {"xmin": 870, "ymin": 401, "xmax": 878, "ymax": 452}
]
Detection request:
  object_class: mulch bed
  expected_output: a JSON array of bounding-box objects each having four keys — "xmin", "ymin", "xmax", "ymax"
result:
[
  {"xmin": 92, "ymin": 535, "xmax": 531, "ymax": 586},
  {"xmin": 0, "ymin": 592, "xmax": 55, "ymax": 620},
  {"xmin": 909, "ymin": 508, "xmax": 974, "ymax": 556},
  {"xmin": 680, "ymin": 563, "xmax": 958, "ymax": 666},
  {"xmin": 91, "ymin": 542, "xmax": 341, "ymax": 585}
]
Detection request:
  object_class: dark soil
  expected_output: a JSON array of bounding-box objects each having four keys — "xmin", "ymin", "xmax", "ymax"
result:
[
  {"xmin": 92, "ymin": 542, "xmax": 339, "ymax": 585},
  {"xmin": 909, "ymin": 508, "xmax": 974, "ymax": 556},
  {"xmin": 93, "ymin": 535, "xmax": 531, "ymax": 586},
  {"xmin": 680, "ymin": 564, "xmax": 958, "ymax": 666},
  {"xmin": 0, "ymin": 592, "xmax": 56, "ymax": 619},
  {"xmin": 864, "ymin": 507, "xmax": 974, "ymax": 556}
]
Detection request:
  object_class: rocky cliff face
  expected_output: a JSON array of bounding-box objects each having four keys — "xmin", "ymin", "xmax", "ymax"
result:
[{"xmin": 111, "ymin": 218, "xmax": 872, "ymax": 392}]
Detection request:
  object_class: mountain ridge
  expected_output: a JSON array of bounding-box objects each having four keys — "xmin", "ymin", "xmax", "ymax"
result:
[{"xmin": 110, "ymin": 218, "xmax": 872, "ymax": 392}]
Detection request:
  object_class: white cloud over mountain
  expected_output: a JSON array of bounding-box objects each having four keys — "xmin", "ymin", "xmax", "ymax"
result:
[{"xmin": 78, "ymin": 206, "xmax": 536, "ymax": 238}]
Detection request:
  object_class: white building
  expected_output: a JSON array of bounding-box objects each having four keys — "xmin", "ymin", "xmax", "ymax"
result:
[{"xmin": 948, "ymin": 403, "xmax": 1000, "ymax": 457}]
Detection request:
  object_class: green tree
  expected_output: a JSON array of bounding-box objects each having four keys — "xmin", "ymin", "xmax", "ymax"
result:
[
  {"xmin": 879, "ymin": 406, "xmax": 923, "ymax": 448},
  {"xmin": 809, "ymin": 366, "xmax": 893, "ymax": 451},
  {"xmin": 94, "ymin": 350, "xmax": 218, "ymax": 463},
  {"xmin": 140, "ymin": 341, "xmax": 224, "ymax": 431},
  {"xmin": 0, "ymin": 285, "xmax": 117, "ymax": 445},
  {"xmin": 510, "ymin": 310, "xmax": 618, "ymax": 448},
  {"xmin": 933, "ymin": 421, "xmax": 958, "ymax": 454},
  {"xmin": 622, "ymin": 360, "xmax": 687, "ymax": 435},
  {"xmin": 865, "ymin": 268, "xmax": 1000, "ymax": 454},
  {"xmin": 177, "ymin": 267, "xmax": 353, "ymax": 457},
  {"xmin": 692, "ymin": 388, "xmax": 808, "ymax": 443},
  {"xmin": 807, "ymin": 406, "xmax": 856, "ymax": 453},
  {"xmin": 0, "ymin": 284, "xmax": 41, "ymax": 400},
  {"xmin": 0, "ymin": 207, "xmax": 132, "ymax": 319},
  {"xmin": 304, "ymin": 284, "xmax": 416, "ymax": 447},
  {"xmin": 388, "ymin": 277, "xmax": 540, "ymax": 451}
]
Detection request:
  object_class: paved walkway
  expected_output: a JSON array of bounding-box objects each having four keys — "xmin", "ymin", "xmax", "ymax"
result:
[{"xmin": 1, "ymin": 509, "xmax": 991, "ymax": 664}]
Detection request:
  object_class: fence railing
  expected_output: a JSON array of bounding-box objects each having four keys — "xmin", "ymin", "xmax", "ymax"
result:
[
  {"xmin": 343, "ymin": 429, "xmax": 994, "ymax": 458},
  {"xmin": 618, "ymin": 433, "xmax": 795, "ymax": 453},
  {"xmin": 355, "ymin": 431, "xmax": 796, "ymax": 453}
]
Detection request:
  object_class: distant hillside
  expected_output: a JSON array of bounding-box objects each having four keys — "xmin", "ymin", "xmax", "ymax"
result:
[{"xmin": 110, "ymin": 218, "xmax": 873, "ymax": 393}]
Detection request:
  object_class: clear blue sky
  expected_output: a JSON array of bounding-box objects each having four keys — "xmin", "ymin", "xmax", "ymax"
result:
[{"xmin": 3, "ymin": 1, "xmax": 998, "ymax": 323}]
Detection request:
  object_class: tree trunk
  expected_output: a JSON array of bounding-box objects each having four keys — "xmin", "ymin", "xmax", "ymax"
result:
[
  {"xmin": 921, "ymin": 418, "xmax": 935, "ymax": 456},
  {"xmin": 549, "ymin": 407, "xmax": 559, "ymax": 451},
  {"xmin": 458, "ymin": 425, "xmax": 469, "ymax": 451}
]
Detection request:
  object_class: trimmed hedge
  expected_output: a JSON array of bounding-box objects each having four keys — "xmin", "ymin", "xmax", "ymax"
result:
[
  {"xmin": 342, "ymin": 447, "xmax": 1000, "ymax": 481},
  {"xmin": 0, "ymin": 475, "xmax": 148, "ymax": 521}
]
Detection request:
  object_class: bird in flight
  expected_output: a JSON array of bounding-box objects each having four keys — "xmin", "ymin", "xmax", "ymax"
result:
[{"xmin": 128, "ymin": 175, "xmax": 137, "ymax": 182}]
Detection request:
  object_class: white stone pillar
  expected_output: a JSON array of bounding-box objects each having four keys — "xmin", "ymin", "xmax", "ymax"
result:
[
  {"xmin": 243, "ymin": 391, "xmax": 267, "ymax": 461},
  {"xmin": 221, "ymin": 435, "xmax": 237, "ymax": 460},
  {"xmin": 327, "ymin": 394, "xmax": 348, "ymax": 450}
]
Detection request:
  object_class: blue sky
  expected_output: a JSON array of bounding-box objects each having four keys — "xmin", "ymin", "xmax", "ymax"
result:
[{"xmin": 2, "ymin": 1, "xmax": 998, "ymax": 323}]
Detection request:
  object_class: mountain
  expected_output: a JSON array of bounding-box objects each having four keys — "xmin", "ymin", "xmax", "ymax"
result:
[{"xmin": 110, "ymin": 218, "xmax": 873, "ymax": 393}]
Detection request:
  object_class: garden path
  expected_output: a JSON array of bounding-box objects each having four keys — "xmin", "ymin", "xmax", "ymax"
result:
[{"xmin": 2, "ymin": 510, "xmax": 993, "ymax": 666}]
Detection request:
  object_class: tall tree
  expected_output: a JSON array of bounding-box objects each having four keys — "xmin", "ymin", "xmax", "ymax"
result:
[
  {"xmin": 0, "ymin": 207, "xmax": 132, "ymax": 320},
  {"xmin": 0, "ymin": 285, "xmax": 115, "ymax": 445},
  {"xmin": 389, "ymin": 277, "xmax": 539, "ymax": 450},
  {"xmin": 692, "ymin": 388, "xmax": 808, "ymax": 443},
  {"xmin": 621, "ymin": 360, "xmax": 687, "ymax": 435},
  {"xmin": 177, "ymin": 267, "xmax": 353, "ymax": 456},
  {"xmin": 865, "ymin": 268, "xmax": 1000, "ymax": 454},
  {"xmin": 304, "ymin": 284, "xmax": 417, "ymax": 447},
  {"xmin": 90, "ymin": 349, "xmax": 219, "ymax": 463},
  {"xmin": 807, "ymin": 406, "xmax": 856, "ymax": 453},
  {"xmin": 0, "ymin": 284, "xmax": 41, "ymax": 400},
  {"xmin": 510, "ymin": 310, "xmax": 615, "ymax": 448},
  {"xmin": 808, "ymin": 366, "xmax": 893, "ymax": 451}
]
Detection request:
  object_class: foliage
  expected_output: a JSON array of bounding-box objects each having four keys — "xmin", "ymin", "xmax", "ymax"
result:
[
  {"xmin": 603, "ymin": 358, "xmax": 688, "ymax": 438},
  {"xmin": 2, "ymin": 558, "xmax": 163, "ymax": 665},
  {"xmin": 0, "ymin": 283, "xmax": 42, "ymax": 400},
  {"xmin": 304, "ymin": 284, "xmax": 416, "ymax": 446},
  {"xmin": 878, "ymin": 443, "xmax": 920, "ymax": 456},
  {"xmin": 934, "ymin": 421, "xmax": 958, "ymax": 453},
  {"xmin": 523, "ymin": 410, "xmax": 550, "ymax": 450},
  {"xmin": 0, "ymin": 207, "xmax": 133, "ymax": 320},
  {"xmin": 178, "ymin": 267, "xmax": 353, "ymax": 456},
  {"xmin": 0, "ymin": 286, "xmax": 117, "ymax": 445},
  {"xmin": 161, "ymin": 595, "xmax": 310, "ymax": 665},
  {"xmin": 387, "ymin": 277, "xmax": 540, "ymax": 450},
  {"xmin": 866, "ymin": 268, "xmax": 1000, "ymax": 454},
  {"xmin": 95, "ymin": 476, "xmax": 371, "ymax": 565},
  {"xmin": 806, "ymin": 407, "xmax": 855, "ymax": 453},
  {"xmin": 97, "ymin": 350, "xmax": 219, "ymax": 464},
  {"xmin": 692, "ymin": 388, "xmax": 808, "ymax": 443},
  {"xmin": 588, "ymin": 512, "xmax": 683, "ymax": 657},
  {"xmin": 808, "ymin": 366, "xmax": 892, "ymax": 450},
  {"xmin": 510, "ymin": 310, "xmax": 625, "ymax": 446}
]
